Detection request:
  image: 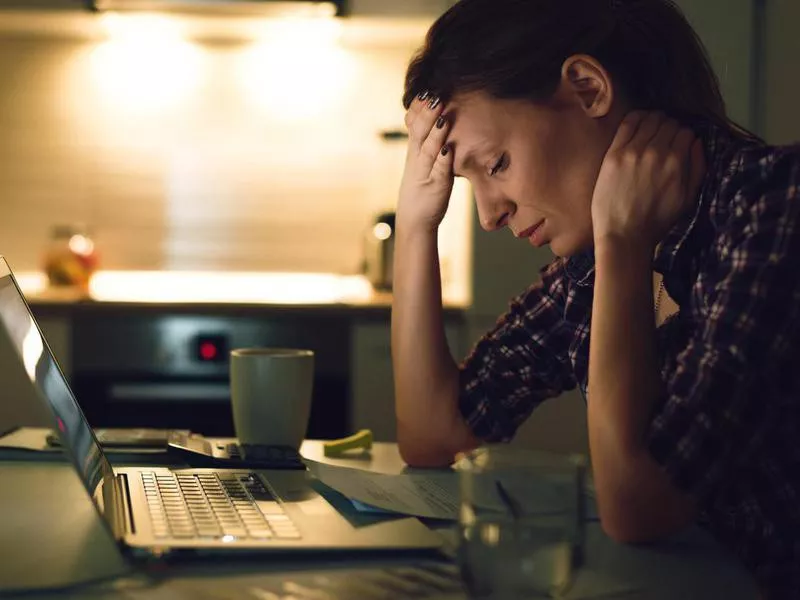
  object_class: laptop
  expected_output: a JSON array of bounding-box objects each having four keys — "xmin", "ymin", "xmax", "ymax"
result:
[{"xmin": 0, "ymin": 257, "xmax": 441, "ymax": 559}]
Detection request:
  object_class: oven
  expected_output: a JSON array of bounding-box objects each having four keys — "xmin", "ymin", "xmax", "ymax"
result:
[{"xmin": 68, "ymin": 309, "xmax": 351, "ymax": 439}]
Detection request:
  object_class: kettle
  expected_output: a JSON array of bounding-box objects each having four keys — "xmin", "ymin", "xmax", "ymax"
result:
[{"xmin": 363, "ymin": 212, "xmax": 395, "ymax": 291}]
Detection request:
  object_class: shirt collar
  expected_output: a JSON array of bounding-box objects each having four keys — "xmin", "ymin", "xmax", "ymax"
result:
[{"xmin": 653, "ymin": 120, "xmax": 727, "ymax": 275}]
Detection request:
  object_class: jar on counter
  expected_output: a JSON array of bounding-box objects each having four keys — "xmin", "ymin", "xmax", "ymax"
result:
[
  {"xmin": 362, "ymin": 211, "xmax": 395, "ymax": 291},
  {"xmin": 43, "ymin": 224, "xmax": 99, "ymax": 290}
]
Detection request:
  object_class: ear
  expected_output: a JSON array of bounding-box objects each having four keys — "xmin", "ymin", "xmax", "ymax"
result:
[{"xmin": 560, "ymin": 54, "xmax": 615, "ymax": 118}]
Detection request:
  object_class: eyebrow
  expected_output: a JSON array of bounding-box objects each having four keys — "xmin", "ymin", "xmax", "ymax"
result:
[{"xmin": 453, "ymin": 146, "xmax": 486, "ymax": 177}]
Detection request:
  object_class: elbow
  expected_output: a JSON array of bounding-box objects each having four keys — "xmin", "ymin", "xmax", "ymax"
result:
[
  {"xmin": 600, "ymin": 515, "xmax": 654, "ymax": 545},
  {"xmin": 597, "ymin": 499, "xmax": 695, "ymax": 545},
  {"xmin": 596, "ymin": 492, "xmax": 665, "ymax": 545},
  {"xmin": 396, "ymin": 420, "xmax": 458, "ymax": 468},
  {"xmin": 397, "ymin": 433, "xmax": 455, "ymax": 468}
]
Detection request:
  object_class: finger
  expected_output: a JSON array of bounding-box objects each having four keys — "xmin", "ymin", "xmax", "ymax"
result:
[
  {"xmin": 608, "ymin": 111, "xmax": 646, "ymax": 153},
  {"xmin": 406, "ymin": 94, "xmax": 445, "ymax": 151},
  {"xmin": 432, "ymin": 140, "xmax": 455, "ymax": 179},
  {"xmin": 627, "ymin": 111, "xmax": 667, "ymax": 154},
  {"xmin": 403, "ymin": 95, "xmax": 430, "ymax": 148},
  {"xmin": 418, "ymin": 111, "xmax": 452, "ymax": 171},
  {"xmin": 404, "ymin": 90, "xmax": 431, "ymax": 125},
  {"xmin": 686, "ymin": 137, "xmax": 707, "ymax": 201},
  {"xmin": 670, "ymin": 126, "xmax": 696, "ymax": 158},
  {"xmin": 650, "ymin": 117, "xmax": 681, "ymax": 152}
]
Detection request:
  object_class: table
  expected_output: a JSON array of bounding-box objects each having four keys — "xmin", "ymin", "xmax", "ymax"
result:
[{"xmin": 0, "ymin": 428, "xmax": 759, "ymax": 599}]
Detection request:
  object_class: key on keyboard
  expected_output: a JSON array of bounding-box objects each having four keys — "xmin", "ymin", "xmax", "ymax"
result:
[
  {"xmin": 141, "ymin": 471, "xmax": 301, "ymax": 540},
  {"xmin": 225, "ymin": 443, "xmax": 305, "ymax": 470}
]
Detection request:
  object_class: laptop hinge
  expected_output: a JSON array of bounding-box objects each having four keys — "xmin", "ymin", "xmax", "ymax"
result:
[
  {"xmin": 116, "ymin": 473, "xmax": 136, "ymax": 536},
  {"xmin": 104, "ymin": 473, "xmax": 135, "ymax": 539}
]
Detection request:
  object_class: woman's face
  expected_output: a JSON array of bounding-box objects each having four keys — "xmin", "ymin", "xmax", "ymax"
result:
[{"xmin": 446, "ymin": 89, "xmax": 619, "ymax": 257}]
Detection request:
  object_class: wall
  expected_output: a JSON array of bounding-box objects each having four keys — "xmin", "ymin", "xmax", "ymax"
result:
[
  {"xmin": 763, "ymin": 0, "xmax": 800, "ymax": 145},
  {"xmin": 674, "ymin": 0, "xmax": 755, "ymax": 131},
  {"xmin": 0, "ymin": 10, "xmax": 471, "ymax": 297}
]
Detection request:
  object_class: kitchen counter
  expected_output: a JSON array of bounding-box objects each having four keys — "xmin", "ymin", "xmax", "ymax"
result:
[
  {"xmin": 17, "ymin": 271, "xmax": 469, "ymax": 317},
  {"xmin": 8, "ymin": 272, "xmax": 470, "ymax": 443}
]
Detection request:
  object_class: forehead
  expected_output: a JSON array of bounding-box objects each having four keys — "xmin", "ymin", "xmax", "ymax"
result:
[
  {"xmin": 447, "ymin": 92, "xmax": 510, "ymax": 146},
  {"xmin": 447, "ymin": 93, "xmax": 528, "ymax": 175}
]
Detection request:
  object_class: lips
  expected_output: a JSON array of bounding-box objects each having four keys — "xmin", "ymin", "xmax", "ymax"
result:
[{"xmin": 517, "ymin": 220, "xmax": 544, "ymax": 239}]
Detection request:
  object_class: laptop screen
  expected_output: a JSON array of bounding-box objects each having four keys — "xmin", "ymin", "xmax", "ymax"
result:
[{"xmin": 0, "ymin": 258, "xmax": 113, "ymax": 521}]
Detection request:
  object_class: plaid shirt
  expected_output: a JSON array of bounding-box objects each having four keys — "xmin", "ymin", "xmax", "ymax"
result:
[{"xmin": 458, "ymin": 124, "xmax": 800, "ymax": 596}]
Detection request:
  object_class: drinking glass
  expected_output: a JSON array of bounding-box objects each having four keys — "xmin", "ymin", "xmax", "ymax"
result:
[{"xmin": 455, "ymin": 446, "xmax": 587, "ymax": 599}]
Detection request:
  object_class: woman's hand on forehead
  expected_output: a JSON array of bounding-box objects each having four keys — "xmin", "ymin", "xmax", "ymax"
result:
[{"xmin": 396, "ymin": 92, "xmax": 457, "ymax": 234}]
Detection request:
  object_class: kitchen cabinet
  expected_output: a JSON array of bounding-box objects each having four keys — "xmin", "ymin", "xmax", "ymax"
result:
[
  {"xmin": 349, "ymin": 315, "xmax": 466, "ymax": 442},
  {"xmin": 675, "ymin": 0, "xmax": 800, "ymax": 144},
  {"xmin": 762, "ymin": 0, "xmax": 800, "ymax": 144},
  {"xmin": 347, "ymin": 0, "xmax": 455, "ymax": 18},
  {"xmin": 675, "ymin": 0, "xmax": 756, "ymax": 132},
  {"xmin": 3, "ymin": 303, "xmax": 467, "ymax": 443}
]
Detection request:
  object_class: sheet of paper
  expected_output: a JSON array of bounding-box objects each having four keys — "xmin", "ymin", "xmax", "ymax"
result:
[
  {"xmin": 306, "ymin": 460, "xmax": 462, "ymax": 520},
  {"xmin": 306, "ymin": 459, "xmax": 596, "ymax": 522},
  {"xmin": 349, "ymin": 499, "xmax": 399, "ymax": 515}
]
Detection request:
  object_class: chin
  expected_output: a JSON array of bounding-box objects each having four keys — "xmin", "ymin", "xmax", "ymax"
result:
[
  {"xmin": 550, "ymin": 231, "xmax": 593, "ymax": 258},
  {"xmin": 549, "ymin": 238, "xmax": 579, "ymax": 258}
]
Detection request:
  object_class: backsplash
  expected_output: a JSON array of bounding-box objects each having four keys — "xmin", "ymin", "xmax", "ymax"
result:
[{"xmin": 0, "ymin": 11, "xmax": 471, "ymax": 294}]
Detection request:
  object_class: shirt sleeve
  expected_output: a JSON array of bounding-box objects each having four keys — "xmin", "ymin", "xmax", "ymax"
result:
[
  {"xmin": 648, "ymin": 146, "xmax": 800, "ymax": 505},
  {"xmin": 458, "ymin": 260, "xmax": 578, "ymax": 442}
]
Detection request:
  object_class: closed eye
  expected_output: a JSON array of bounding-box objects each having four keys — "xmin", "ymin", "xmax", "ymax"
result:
[{"xmin": 489, "ymin": 154, "xmax": 508, "ymax": 176}]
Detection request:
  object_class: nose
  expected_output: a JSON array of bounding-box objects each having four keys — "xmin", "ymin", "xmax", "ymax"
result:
[{"xmin": 475, "ymin": 190, "xmax": 514, "ymax": 232}]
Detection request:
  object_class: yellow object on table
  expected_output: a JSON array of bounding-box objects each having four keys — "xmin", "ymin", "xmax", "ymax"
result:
[{"xmin": 323, "ymin": 429, "xmax": 373, "ymax": 457}]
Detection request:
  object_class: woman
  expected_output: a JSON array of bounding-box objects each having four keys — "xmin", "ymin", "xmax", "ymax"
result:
[{"xmin": 391, "ymin": 0, "xmax": 800, "ymax": 596}]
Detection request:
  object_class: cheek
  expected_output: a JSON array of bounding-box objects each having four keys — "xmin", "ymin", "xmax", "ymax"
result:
[
  {"xmin": 551, "ymin": 137, "xmax": 602, "ymax": 219},
  {"xmin": 547, "ymin": 114, "xmax": 603, "ymax": 196}
]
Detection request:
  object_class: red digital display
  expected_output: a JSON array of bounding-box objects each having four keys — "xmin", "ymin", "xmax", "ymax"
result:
[
  {"xmin": 199, "ymin": 342, "xmax": 218, "ymax": 361},
  {"xmin": 194, "ymin": 334, "xmax": 228, "ymax": 363}
]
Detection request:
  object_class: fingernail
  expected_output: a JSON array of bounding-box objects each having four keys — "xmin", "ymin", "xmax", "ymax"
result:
[
  {"xmin": 440, "ymin": 144, "xmax": 449, "ymax": 156},
  {"xmin": 436, "ymin": 115, "xmax": 446, "ymax": 129},
  {"xmin": 428, "ymin": 96, "xmax": 441, "ymax": 110},
  {"xmin": 418, "ymin": 90, "xmax": 429, "ymax": 101}
]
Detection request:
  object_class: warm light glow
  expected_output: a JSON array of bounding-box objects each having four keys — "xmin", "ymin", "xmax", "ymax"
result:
[
  {"xmin": 237, "ymin": 18, "xmax": 354, "ymax": 120},
  {"xmin": 14, "ymin": 273, "xmax": 48, "ymax": 296},
  {"xmin": 480, "ymin": 523, "xmax": 501, "ymax": 547},
  {"xmin": 90, "ymin": 14, "xmax": 202, "ymax": 114},
  {"xmin": 22, "ymin": 321, "xmax": 44, "ymax": 381},
  {"xmin": 372, "ymin": 222, "xmax": 392, "ymax": 241},
  {"xmin": 100, "ymin": 12, "xmax": 184, "ymax": 41},
  {"xmin": 68, "ymin": 235, "xmax": 95, "ymax": 257},
  {"xmin": 89, "ymin": 271, "xmax": 373, "ymax": 304}
]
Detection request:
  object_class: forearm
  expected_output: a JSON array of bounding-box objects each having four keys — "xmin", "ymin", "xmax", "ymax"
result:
[
  {"xmin": 588, "ymin": 237, "xmax": 694, "ymax": 541},
  {"xmin": 391, "ymin": 225, "xmax": 470, "ymax": 465},
  {"xmin": 589, "ymin": 238, "xmax": 659, "ymax": 452}
]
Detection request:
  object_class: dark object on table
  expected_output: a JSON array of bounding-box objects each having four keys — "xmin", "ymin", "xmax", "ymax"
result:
[{"xmin": 167, "ymin": 431, "xmax": 306, "ymax": 470}]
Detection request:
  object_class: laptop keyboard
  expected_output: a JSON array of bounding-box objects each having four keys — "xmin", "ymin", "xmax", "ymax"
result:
[{"xmin": 141, "ymin": 471, "xmax": 300, "ymax": 540}]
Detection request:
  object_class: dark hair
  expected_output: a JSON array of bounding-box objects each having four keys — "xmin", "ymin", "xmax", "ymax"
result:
[{"xmin": 404, "ymin": 0, "xmax": 756, "ymax": 140}]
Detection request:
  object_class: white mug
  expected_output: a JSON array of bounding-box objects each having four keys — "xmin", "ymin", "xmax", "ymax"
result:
[{"xmin": 229, "ymin": 348, "xmax": 314, "ymax": 449}]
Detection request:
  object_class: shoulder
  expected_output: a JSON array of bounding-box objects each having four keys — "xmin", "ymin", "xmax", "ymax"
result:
[
  {"xmin": 697, "ymin": 138, "xmax": 800, "ymax": 277},
  {"xmin": 714, "ymin": 141, "xmax": 800, "ymax": 215}
]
